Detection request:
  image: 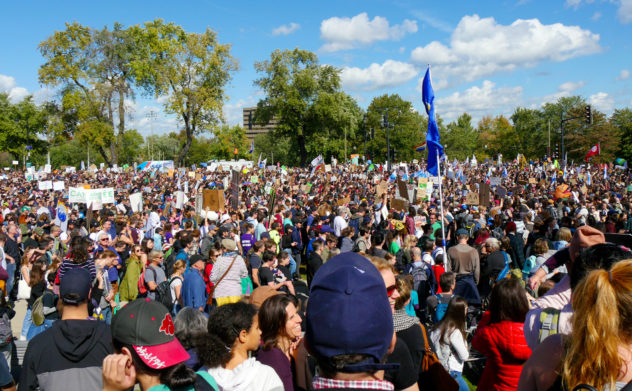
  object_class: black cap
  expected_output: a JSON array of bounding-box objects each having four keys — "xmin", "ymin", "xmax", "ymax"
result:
[
  {"xmin": 189, "ymin": 254, "xmax": 204, "ymax": 266},
  {"xmin": 60, "ymin": 268, "xmax": 92, "ymax": 304}
]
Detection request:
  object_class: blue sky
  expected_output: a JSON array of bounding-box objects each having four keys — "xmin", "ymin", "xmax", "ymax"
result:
[{"xmin": 1, "ymin": 0, "xmax": 631, "ymax": 137}]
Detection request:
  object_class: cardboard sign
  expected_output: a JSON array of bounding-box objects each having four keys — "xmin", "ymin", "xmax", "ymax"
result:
[
  {"xmin": 529, "ymin": 178, "xmax": 537, "ymax": 184},
  {"xmin": 337, "ymin": 197, "xmax": 351, "ymax": 206},
  {"xmin": 465, "ymin": 192, "xmax": 480, "ymax": 205},
  {"xmin": 376, "ymin": 181, "xmax": 388, "ymax": 198},
  {"xmin": 129, "ymin": 192, "xmax": 144, "ymax": 213},
  {"xmin": 38, "ymin": 181, "xmax": 53, "ymax": 191},
  {"xmin": 391, "ymin": 198, "xmax": 409, "ymax": 211},
  {"xmin": 397, "ymin": 179, "xmax": 408, "ymax": 199},
  {"xmin": 479, "ymin": 182, "xmax": 490, "ymax": 206},
  {"xmin": 496, "ymin": 186, "xmax": 507, "ymax": 198},
  {"xmin": 324, "ymin": 164, "xmax": 332, "ymax": 173},
  {"xmin": 203, "ymin": 189, "xmax": 225, "ymax": 213}
]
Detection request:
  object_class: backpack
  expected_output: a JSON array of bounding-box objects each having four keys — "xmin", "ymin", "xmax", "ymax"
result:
[
  {"xmin": 138, "ymin": 269, "xmax": 149, "ymax": 297},
  {"xmin": 148, "ymin": 267, "xmax": 174, "ymax": 310},
  {"xmin": 0, "ymin": 313, "xmax": 12, "ymax": 347},
  {"xmin": 538, "ymin": 308, "xmax": 562, "ymax": 344},
  {"xmin": 523, "ymin": 255, "xmax": 537, "ymax": 278},
  {"xmin": 410, "ymin": 263, "xmax": 429, "ymax": 292},
  {"xmin": 163, "ymin": 250, "xmax": 178, "ymax": 276},
  {"xmin": 32, "ymin": 290, "xmax": 55, "ymax": 326},
  {"xmin": 433, "ymin": 294, "xmax": 449, "ymax": 324},
  {"xmin": 352, "ymin": 238, "xmax": 366, "ymax": 253}
]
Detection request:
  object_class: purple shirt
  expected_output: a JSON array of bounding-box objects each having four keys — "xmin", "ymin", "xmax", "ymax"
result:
[
  {"xmin": 240, "ymin": 233, "xmax": 255, "ymax": 255},
  {"xmin": 256, "ymin": 346, "xmax": 293, "ymax": 391}
]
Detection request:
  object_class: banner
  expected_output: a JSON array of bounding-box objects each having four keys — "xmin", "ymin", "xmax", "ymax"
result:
[
  {"xmin": 136, "ymin": 160, "xmax": 175, "ymax": 171},
  {"xmin": 68, "ymin": 187, "xmax": 115, "ymax": 204},
  {"xmin": 129, "ymin": 192, "xmax": 144, "ymax": 213}
]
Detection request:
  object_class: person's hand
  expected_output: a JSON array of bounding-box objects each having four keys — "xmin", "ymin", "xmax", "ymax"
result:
[
  {"xmin": 102, "ymin": 354, "xmax": 136, "ymax": 391},
  {"xmin": 528, "ymin": 273, "xmax": 543, "ymax": 291}
]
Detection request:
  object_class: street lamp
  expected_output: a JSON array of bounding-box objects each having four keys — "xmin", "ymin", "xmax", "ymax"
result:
[
  {"xmin": 362, "ymin": 114, "xmax": 368, "ymax": 162},
  {"xmin": 382, "ymin": 113, "xmax": 394, "ymax": 171}
]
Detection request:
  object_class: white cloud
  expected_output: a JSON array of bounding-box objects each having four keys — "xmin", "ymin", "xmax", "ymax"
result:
[
  {"xmin": 0, "ymin": 75, "xmax": 29, "ymax": 103},
  {"xmin": 341, "ymin": 60, "xmax": 419, "ymax": 91},
  {"xmin": 223, "ymin": 96, "xmax": 257, "ymax": 126},
  {"xmin": 559, "ymin": 80, "xmax": 586, "ymax": 92},
  {"xmin": 125, "ymin": 99, "xmax": 180, "ymax": 137},
  {"xmin": 320, "ymin": 13, "xmax": 417, "ymax": 52},
  {"xmin": 435, "ymin": 80, "xmax": 523, "ymax": 122},
  {"xmin": 617, "ymin": 69, "xmax": 630, "ymax": 80},
  {"xmin": 589, "ymin": 92, "xmax": 615, "ymax": 112},
  {"xmin": 272, "ymin": 22, "xmax": 300, "ymax": 36},
  {"xmin": 591, "ymin": 11, "xmax": 602, "ymax": 20},
  {"xmin": 409, "ymin": 10, "xmax": 452, "ymax": 33},
  {"xmin": 409, "ymin": 15, "xmax": 601, "ymax": 86},
  {"xmin": 566, "ymin": 0, "xmax": 632, "ymax": 23},
  {"xmin": 620, "ymin": 0, "xmax": 632, "ymax": 23},
  {"xmin": 537, "ymin": 80, "xmax": 585, "ymax": 104}
]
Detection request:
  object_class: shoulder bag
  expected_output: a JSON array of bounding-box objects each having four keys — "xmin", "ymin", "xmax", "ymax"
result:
[{"xmin": 206, "ymin": 255, "xmax": 238, "ymax": 306}]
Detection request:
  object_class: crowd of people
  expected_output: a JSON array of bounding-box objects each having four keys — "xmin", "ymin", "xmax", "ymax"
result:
[{"xmin": 0, "ymin": 156, "xmax": 631, "ymax": 390}]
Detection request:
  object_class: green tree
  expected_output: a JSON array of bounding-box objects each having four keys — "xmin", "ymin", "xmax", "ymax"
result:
[
  {"xmin": 444, "ymin": 113, "xmax": 478, "ymax": 161},
  {"xmin": 208, "ymin": 125, "xmax": 250, "ymax": 160},
  {"xmin": 119, "ymin": 129, "xmax": 144, "ymax": 164},
  {"xmin": 612, "ymin": 108, "xmax": 632, "ymax": 162},
  {"xmin": 0, "ymin": 94, "xmax": 48, "ymax": 163},
  {"xmin": 254, "ymin": 48, "xmax": 341, "ymax": 166},
  {"xmin": 129, "ymin": 19, "xmax": 238, "ymax": 167},
  {"xmin": 38, "ymin": 22, "xmax": 136, "ymax": 164},
  {"xmin": 254, "ymin": 132, "xmax": 295, "ymax": 166},
  {"xmin": 510, "ymin": 107, "xmax": 547, "ymax": 159},
  {"xmin": 365, "ymin": 94, "xmax": 425, "ymax": 164}
]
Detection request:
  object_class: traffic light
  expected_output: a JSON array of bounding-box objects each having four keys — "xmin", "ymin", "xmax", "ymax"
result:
[{"xmin": 585, "ymin": 105, "xmax": 592, "ymax": 125}]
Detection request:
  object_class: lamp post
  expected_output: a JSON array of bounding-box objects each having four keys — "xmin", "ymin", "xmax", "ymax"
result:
[
  {"xmin": 382, "ymin": 113, "xmax": 393, "ymax": 172},
  {"xmin": 362, "ymin": 114, "xmax": 368, "ymax": 163}
]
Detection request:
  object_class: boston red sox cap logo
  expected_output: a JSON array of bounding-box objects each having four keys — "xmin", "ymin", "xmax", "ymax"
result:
[{"xmin": 159, "ymin": 314, "xmax": 175, "ymax": 336}]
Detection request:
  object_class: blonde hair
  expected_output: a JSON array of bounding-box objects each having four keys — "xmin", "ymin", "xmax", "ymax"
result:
[
  {"xmin": 366, "ymin": 255, "xmax": 396, "ymax": 274},
  {"xmin": 562, "ymin": 259, "xmax": 632, "ymax": 390}
]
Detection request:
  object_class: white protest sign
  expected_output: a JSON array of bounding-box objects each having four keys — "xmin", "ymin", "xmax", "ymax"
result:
[
  {"xmin": 129, "ymin": 192, "xmax": 144, "ymax": 213},
  {"xmin": 44, "ymin": 164, "xmax": 51, "ymax": 173},
  {"xmin": 38, "ymin": 181, "xmax": 53, "ymax": 190},
  {"xmin": 175, "ymin": 191, "xmax": 185, "ymax": 209},
  {"xmin": 53, "ymin": 181, "xmax": 65, "ymax": 191},
  {"xmin": 68, "ymin": 187, "xmax": 115, "ymax": 204}
]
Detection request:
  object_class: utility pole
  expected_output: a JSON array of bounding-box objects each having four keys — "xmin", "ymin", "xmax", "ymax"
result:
[
  {"xmin": 146, "ymin": 110, "xmax": 158, "ymax": 160},
  {"xmin": 362, "ymin": 114, "xmax": 368, "ymax": 163},
  {"xmin": 382, "ymin": 113, "xmax": 392, "ymax": 171}
]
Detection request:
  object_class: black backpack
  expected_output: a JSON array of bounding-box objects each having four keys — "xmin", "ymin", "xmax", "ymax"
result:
[{"xmin": 148, "ymin": 267, "xmax": 175, "ymax": 311}]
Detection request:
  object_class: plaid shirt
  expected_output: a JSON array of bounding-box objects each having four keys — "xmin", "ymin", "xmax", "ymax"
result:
[{"xmin": 313, "ymin": 376, "xmax": 394, "ymax": 390}]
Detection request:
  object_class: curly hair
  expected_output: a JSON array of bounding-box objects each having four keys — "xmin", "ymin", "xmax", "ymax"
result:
[
  {"xmin": 562, "ymin": 259, "xmax": 632, "ymax": 390},
  {"xmin": 196, "ymin": 302, "xmax": 257, "ymax": 368}
]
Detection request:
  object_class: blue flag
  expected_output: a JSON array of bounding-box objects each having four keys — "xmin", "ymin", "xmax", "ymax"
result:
[{"xmin": 422, "ymin": 66, "xmax": 444, "ymax": 176}]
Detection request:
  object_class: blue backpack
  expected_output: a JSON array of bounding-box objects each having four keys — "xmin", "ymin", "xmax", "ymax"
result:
[{"xmin": 433, "ymin": 293, "xmax": 449, "ymax": 324}]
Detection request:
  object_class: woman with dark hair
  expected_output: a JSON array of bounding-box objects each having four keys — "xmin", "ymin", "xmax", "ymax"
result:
[
  {"xmin": 102, "ymin": 299, "xmax": 215, "ymax": 391},
  {"xmin": 430, "ymin": 296, "xmax": 470, "ymax": 391},
  {"xmin": 257, "ymin": 294, "xmax": 302, "ymax": 391},
  {"xmin": 198, "ymin": 302, "xmax": 283, "ymax": 390},
  {"xmin": 472, "ymin": 277, "xmax": 532, "ymax": 391},
  {"xmin": 174, "ymin": 307, "xmax": 208, "ymax": 371}
]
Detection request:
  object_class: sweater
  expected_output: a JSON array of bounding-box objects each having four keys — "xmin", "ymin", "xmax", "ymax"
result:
[
  {"xmin": 209, "ymin": 253, "xmax": 248, "ymax": 298},
  {"xmin": 20, "ymin": 319, "xmax": 113, "ymax": 390},
  {"xmin": 257, "ymin": 347, "xmax": 294, "ymax": 391},
  {"xmin": 472, "ymin": 312, "xmax": 532, "ymax": 391}
]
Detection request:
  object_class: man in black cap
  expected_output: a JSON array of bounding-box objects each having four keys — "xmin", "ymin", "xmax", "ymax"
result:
[
  {"xmin": 181, "ymin": 254, "xmax": 207, "ymax": 312},
  {"xmin": 20, "ymin": 268, "xmax": 113, "ymax": 390},
  {"xmin": 307, "ymin": 253, "xmax": 398, "ymax": 390}
]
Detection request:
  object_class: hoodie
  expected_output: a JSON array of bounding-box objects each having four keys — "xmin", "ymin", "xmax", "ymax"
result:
[
  {"xmin": 207, "ymin": 357, "xmax": 283, "ymax": 391},
  {"xmin": 20, "ymin": 319, "xmax": 113, "ymax": 391}
]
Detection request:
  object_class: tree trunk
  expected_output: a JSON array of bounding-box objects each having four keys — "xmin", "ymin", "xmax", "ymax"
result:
[
  {"xmin": 107, "ymin": 96, "xmax": 117, "ymax": 165},
  {"xmin": 98, "ymin": 145, "xmax": 112, "ymax": 166},
  {"xmin": 115, "ymin": 86, "xmax": 125, "ymax": 165},
  {"xmin": 298, "ymin": 124, "xmax": 307, "ymax": 167}
]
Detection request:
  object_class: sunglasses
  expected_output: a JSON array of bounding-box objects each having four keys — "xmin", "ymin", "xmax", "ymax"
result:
[{"xmin": 386, "ymin": 285, "xmax": 397, "ymax": 297}]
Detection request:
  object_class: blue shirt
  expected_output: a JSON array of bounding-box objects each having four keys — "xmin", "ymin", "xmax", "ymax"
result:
[{"xmin": 182, "ymin": 269, "xmax": 207, "ymax": 309}]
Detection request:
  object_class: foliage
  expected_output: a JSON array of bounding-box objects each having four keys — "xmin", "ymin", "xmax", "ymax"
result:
[
  {"xmin": 254, "ymin": 131, "xmax": 296, "ymax": 166},
  {"xmin": 119, "ymin": 129, "xmax": 145, "ymax": 164},
  {"xmin": 0, "ymin": 94, "xmax": 48, "ymax": 161},
  {"xmin": 611, "ymin": 108, "xmax": 632, "ymax": 163},
  {"xmin": 254, "ymin": 48, "xmax": 341, "ymax": 166},
  {"xmin": 128, "ymin": 19, "xmax": 237, "ymax": 167},
  {"xmin": 365, "ymin": 94, "xmax": 425, "ymax": 164},
  {"xmin": 208, "ymin": 125, "xmax": 250, "ymax": 160},
  {"xmin": 443, "ymin": 113, "xmax": 478, "ymax": 161}
]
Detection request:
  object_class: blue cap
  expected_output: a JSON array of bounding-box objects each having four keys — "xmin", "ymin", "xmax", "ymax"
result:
[
  {"xmin": 306, "ymin": 253, "xmax": 395, "ymax": 373},
  {"xmin": 60, "ymin": 267, "xmax": 92, "ymax": 305}
]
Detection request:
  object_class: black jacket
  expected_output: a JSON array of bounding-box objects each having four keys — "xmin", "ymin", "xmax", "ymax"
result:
[
  {"xmin": 307, "ymin": 252, "xmax": 323, "ymax": 287},
  {"xmin": 20, "ymin": 319, "xmax": 113, "ymax": 391}
]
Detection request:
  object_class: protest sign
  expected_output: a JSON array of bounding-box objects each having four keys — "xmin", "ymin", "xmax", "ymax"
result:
[
  {"xmin": 53, "ymin": 181, "xmax": 65, "ymax": 191},
  {"xmin": 391, "ymin": 198, "xmax": 409, "ymax": 211},
  {"xmin": 465, "ymin": 192, "xmax": 480, "ymax": 205},
  {"xmin": 397, "ymin": 179, "xmax": 408, "ymax": 199},
  {"xmin": 129, "ymin": 192, "xmax": 143, "ymax": 213},
  {"xmin": 175, "ymin": 191, "xmax": 185, "ymax": 209},
  {"xmin": 69, "ymin": 187, "xmax": 115, "ymax": 204},
  {"xmin": 479, "ymin": 182, "xmax": 490, "ymax": 206},
  {"xmin": 38, "ymin": 181, "xmax": 53, "ymax": 191},
  {"xmin": 490, "ymin": 177, "xmax": 501, "ymax": 186},
  {"xmin": 203, "ymin": 189, "xmax": 225, "ymax": 213}
]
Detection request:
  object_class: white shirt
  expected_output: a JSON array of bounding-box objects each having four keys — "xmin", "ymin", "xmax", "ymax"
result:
[{"xmin": 333, "ymin": 215, "xmax": 348, "ymax": 237}]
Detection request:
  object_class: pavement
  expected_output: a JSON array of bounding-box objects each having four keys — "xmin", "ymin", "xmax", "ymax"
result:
[{"xmin": 11, "ymin": 299, "xmax": 27, "ymax": 338}]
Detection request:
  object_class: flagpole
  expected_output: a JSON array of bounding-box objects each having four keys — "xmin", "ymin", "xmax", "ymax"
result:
[{"xmin": 436, "ymin": 151, "xmax": 448, "ymax": 268}]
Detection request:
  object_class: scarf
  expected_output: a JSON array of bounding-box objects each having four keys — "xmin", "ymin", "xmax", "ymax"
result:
[{"xmin": 393, "ymin": 309, "xmax": 419, "ymax": 332}]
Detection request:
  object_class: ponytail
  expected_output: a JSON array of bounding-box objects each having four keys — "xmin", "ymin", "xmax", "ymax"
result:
[{"xmin": 562, "ymin": 259, "xmax": 632, "ymax": 390}]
